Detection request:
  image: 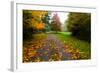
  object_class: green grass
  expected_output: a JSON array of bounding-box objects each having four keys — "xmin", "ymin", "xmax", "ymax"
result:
[
  {"xmin": 55, "ymin": 32, "xmax": 91, "ymax": 59},
  {"xmin": 58, "ymin": 32, "xmax": 72, "ymax": 35}
]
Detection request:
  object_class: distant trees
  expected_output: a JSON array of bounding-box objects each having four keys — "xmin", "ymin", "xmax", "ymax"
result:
[
  {"xmin": 51, "ymin": 13, "xmax": 62, "ymax": 33},
  {"xmin": 67, "ymin": 12, "xmax": 91, "ymax": 42}
]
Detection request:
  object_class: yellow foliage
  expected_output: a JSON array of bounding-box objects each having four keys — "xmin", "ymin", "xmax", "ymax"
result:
[{"xmin": 30, "ymin": 10, "xmax": 48, "ymax": 30}]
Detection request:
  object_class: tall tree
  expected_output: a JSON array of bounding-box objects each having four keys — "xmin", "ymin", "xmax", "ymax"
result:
[
  {"xmin": 23, "ymin": 10, "xmax": 33, "ymax": 40},
  {"xmin": 51, "ymin": 13, "xmax": 62, "ymax": 33},
  {"xmin": 42, "ymin": 12, "xmax": 51, "ymax": 32},
  {"xmin": 23, "ymin": 10, "xmax": 49, "ymax": 40},
  {"xmin": 67, "ymin": 12, "xmax": 91, "ymax": 42}
]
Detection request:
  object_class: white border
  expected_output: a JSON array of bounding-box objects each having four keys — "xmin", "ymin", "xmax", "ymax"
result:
[{"xmin": 11, "ymin": 1, "xmax": 97, "ymax": 72}]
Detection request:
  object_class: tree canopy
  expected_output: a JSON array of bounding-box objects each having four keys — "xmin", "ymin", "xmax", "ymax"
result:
[
  {"xmin": 23, "ymin": 10, "xmax": 50, "ymax": 40},
  {"xmin": 67, "ymin": 12, "xmax": 91, "ymax": 42}
]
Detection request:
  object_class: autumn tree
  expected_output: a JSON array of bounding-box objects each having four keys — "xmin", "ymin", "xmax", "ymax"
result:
[
  {"xmin": 51, "ymin": 13, "xmax": 62, "ymax": 33},
  {"xmin": 31, "ymin": 10, "xmax": 48, "ymax": 32},
  {"xmin": 67, "ymin": 12, "xmax": 91, "ymax": 42},
  {"xmin": 23, "ymin": 10, "xmax": 49, "ymax": 40}
]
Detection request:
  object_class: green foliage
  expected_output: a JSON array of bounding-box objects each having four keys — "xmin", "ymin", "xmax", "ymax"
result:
[
  {"xmin": 42, "ymin": 12, "xmax": 51, "ymax": 32},
  {"xmin": 23, "ymin": 10, "xmax": 33, "ymax": 40},
  {"xmin": 67, "ymin": 12, "xmax": 91, "ymax": 42}
]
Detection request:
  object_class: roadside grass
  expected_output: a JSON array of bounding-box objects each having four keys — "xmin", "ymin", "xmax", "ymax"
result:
[
  {"xmin": 33, "ymin": 33, "xmax": 48, "ymax": 40},
  {"xmin": 55, "ymin": 32, "xmax": 91, "ymax": 59}
]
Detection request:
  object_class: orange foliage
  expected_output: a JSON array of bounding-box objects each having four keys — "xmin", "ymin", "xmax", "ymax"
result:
[{"xmin": 35, "ymin": 23, "xmax": 45, "ymax": 30}]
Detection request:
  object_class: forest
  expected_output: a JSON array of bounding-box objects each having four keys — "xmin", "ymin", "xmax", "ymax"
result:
[{"xmin": 23, "ymin": 10, "xmax": 91, "ymax": 62}]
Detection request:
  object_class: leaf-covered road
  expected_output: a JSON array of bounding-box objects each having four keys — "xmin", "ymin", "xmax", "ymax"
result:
[
  {"xmin": 40, "ymin": 34, "xmax": 72, "ymax": 61},
  {"xmin": 23, "ymin": 34, "xmax": 83, "ymax": 62}
]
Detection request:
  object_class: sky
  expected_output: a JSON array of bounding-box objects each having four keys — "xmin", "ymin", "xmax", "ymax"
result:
[{"xmin": 57, "ymin": 12, "xmax": 69, "ymax": 24}]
